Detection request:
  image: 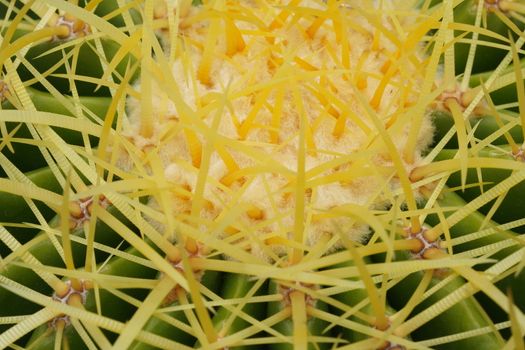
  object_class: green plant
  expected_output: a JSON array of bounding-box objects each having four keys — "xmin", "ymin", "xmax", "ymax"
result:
[{"xmin": 1, "ymin": 0, "xmax": 525, "ymax": 349}]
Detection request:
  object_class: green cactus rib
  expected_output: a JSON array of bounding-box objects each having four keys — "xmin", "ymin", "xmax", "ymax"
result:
[
  {"xmin": 1, "ymin": 87, "xmax": 112, "ymax": 173},
  {"xmin": 266, "ymin": 278, "xmax": 331, "ymax": 350},
  {"xmin": 0, "ymin": 203, "xmax": 148, "ymax": 332},
  {"xmin": 436, "ymin": 147, "xmax": 525, "ymax": 232},
  {"xmin": 428, "ymin": 189, "xmax": 525, "ymax": 312},
  {"xmin": 127, "ymin": 265, "xmax": 223, "ymax": 350},
  {"xmin": 448, "ymin": 0, "xmax": 525, "ymax": 75},
  {"xmin": 125, "ymin": 296, "xmax": 196, "ymax": 350},
  {"xmin": 432, "ymin": 110, "xmax": 524, "ymax": 148},
  {"xmin": 384, "ymin": 265, "xmax": 504, "ymax": 350},
  {"xmin": 330, "ymin": 258, "xmax": 406, "ymax": 346},
  {"xmin": 1, "ymin": 241, "xmax": 161, "ymax": 348},
  {"xmin": 9, "ymin": 30, "xmax": 138, "ymax": 97},
  {"xmin": 431, "ymin": 60, "xmax": 525, "ymax": 149},
  {"xmin": 399, "ymin": 188, "xmax": 525, "ymax": 349},
  {"xmin": 27, "ymin": 253, "xmax": 217, "ymax": 350},
  {"xmin": 24, "ymin": 246, "xmax": 158, "ymax": 350},
  {"xmin": 0, "ymin": 166, "xmax": 60, "ymax": 255},
  {"xmin": 206, "ymin": 272, "xmax": 267, "ymax": 350}
]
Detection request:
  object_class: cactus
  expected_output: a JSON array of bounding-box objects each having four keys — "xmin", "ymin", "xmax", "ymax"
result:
[{"xmin": 1, "ymin": 0, "xmax": 525, "ymax": 349}]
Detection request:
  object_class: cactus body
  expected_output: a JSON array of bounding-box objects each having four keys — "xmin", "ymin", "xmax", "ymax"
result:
[{"xmin": 1, "ymin": 1, "xmax": 525, "ymax": 349}]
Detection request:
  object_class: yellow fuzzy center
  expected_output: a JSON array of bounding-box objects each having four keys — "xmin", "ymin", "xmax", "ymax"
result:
[{"xmin": 121, "ymin": 0, "xmax": 434, "ymax": 259}]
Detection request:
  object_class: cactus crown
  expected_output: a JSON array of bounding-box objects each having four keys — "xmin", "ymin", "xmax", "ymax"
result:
[{"xmin": 120, "ymin": 0, "xmax": 435, "ymax": 261}]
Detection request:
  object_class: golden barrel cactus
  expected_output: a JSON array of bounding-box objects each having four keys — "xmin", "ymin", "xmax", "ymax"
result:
[{"xmin": 0, "ymin": 0, "xmax": 524, "ymax": 349}]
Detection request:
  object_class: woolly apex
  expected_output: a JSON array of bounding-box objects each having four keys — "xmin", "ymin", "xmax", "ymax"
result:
[{"xmin": 119, "ymin": 0, "xmax": 435, "ymax": 260}]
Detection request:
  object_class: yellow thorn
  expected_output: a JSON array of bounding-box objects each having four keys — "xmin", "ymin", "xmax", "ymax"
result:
[
  {"xmin": 268, "ymin": 0, "xmax": 301, "ymax": 31},
  {"xmin": 198, "ymin": 18, "xmax": 221, "ymax": 86},
  {"xmin": 225, "ymin": 18, "xmax": 246, "ymax": 56},
  {"xmin": 332, "ymin": 113, "xmax": 346, "ymax": 138},
  {"xmin": 265, "ymin": 236, "xmax": 289, "ymax": 246},
  {"xmin": 174, "ymin": 183, "xmax": 192, "ymax": 201},
  {"xmin": 294, "ymin": 56, "xmax": 318, "ymax": 71},
  {"xmin": 246, "ymin": 206, "xmax": 265, "ymax": 220},
  {"xmin": 185, "ymin": 238, "xmax": 199, "ymax": 255},
  {"xmin": 268, "ymin": 53, "xmax": 283, "ymax": 70},
  {"xmin": 217, "ymin": 145, "xmax": 240, "ymax": 175},
  {"xmin": 184, "ymin": 129, "xmax": 202, "ymax": 168},
  {"xmin": 224, "ymin": 226, "xmax": 240, "ymax": 235},
  {"xmin": 167, "ymin": 246, "xmax": 181, "ymax": 263},
  {"xmin": 306, "ymin": 17, "xmax": 325, "ymax": 38},
  {"xmin": 356, "ymin": 74, "xmax": 368, "ymax": 90},
  {"xmin": 380, "ymin": 59, "xmax": 391, "ymax": 74},
  {"xmin": 290, "ymin": 291, "xmax": 308, "ymax": 350},
  {"xmin": 371, "ymin": 28, "xmax": 381, "ymax": 51},
  {"xmin": 68, "ymin": 201, "xmax": 83, "ymax": 219}
]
